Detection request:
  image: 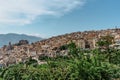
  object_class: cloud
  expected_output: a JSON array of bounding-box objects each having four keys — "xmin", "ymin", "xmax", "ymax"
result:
[{"xmin": 0, "ymin": 0, "xmax": 86, "ymax": 25}]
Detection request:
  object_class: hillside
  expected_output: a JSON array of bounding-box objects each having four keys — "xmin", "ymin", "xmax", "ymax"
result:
[
  {"xmin": 0, "ymin": 33, "xmax": 43, "ymax": 47},
  {"xmin": 0, "ymin": 29, "xmax": 120, "ymax": 80},
  {"xmin": 0, "ymin": 28, "xmax": 120, "ymax": 66}
]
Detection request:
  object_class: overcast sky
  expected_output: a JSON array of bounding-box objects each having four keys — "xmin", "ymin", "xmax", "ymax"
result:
[{"xmin": 0, "ymin": 0, "xmax": 120, "ymax": 38}]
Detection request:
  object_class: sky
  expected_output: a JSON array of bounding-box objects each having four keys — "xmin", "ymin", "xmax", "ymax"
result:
[{"xmin": 0, "ymin": 0, "xmax": 120, "ymax": 38}]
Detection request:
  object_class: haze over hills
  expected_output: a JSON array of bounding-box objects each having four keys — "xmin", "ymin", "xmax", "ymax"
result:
[{"xmin": 0, "ymin": 33, "xmax": 43, "ymax": 47}]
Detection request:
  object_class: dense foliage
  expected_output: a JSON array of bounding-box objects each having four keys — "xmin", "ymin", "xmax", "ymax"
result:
[
  {"xmin": 0, "ymin": 42, "xmax": 120, "ymax": 80},
  {"xmin": 97, "ymin": 35, "xmax": 114, "ymax": 49}
]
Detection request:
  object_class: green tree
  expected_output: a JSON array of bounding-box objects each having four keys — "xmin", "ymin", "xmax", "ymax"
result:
[{"xmin": 97, "ymin": 35, "xmax": 114, "ymax": 49}]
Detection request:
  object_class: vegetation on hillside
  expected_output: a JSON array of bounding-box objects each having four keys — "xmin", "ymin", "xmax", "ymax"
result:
[{"xmin": 0, "ymin": 41, "xmax": 120, "ymax": 80}]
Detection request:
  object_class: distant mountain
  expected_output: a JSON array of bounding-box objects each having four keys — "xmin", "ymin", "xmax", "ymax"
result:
[{"xmin": 0, "ymin": 33, "xmax": 43, "ymax": 47}]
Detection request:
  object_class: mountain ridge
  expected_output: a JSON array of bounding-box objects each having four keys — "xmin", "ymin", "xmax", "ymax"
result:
[{"xmin": 0, "ymin": 33, "xmax": 43, "ymax": 47}]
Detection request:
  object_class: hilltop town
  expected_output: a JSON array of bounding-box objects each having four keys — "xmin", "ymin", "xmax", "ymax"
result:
[{"xmin": 0, "ymin": 28, "xmax": 120, "ymax": 66}]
